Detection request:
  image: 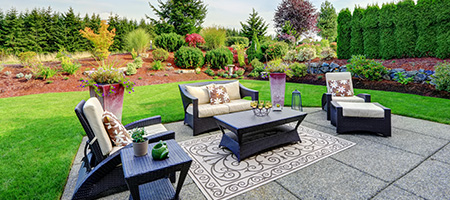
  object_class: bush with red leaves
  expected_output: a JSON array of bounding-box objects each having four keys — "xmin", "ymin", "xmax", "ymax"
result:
[{"xmin": 185, "ymin": 33, "xmax": 206, "ymax": 47}]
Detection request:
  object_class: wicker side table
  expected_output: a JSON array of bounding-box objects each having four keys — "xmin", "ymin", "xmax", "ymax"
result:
[{"xmin": 120, "ymin": 139, "xmax": 192, "ymax": 200}]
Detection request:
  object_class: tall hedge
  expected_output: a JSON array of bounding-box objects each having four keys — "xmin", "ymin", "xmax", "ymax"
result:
[
  {"xmin": 350, "ymin": 7, "xmax": 364, "ymax": 56},
  {"xmin": 395, "ymin": 0, "xmax": 416, "ymax": 58},
  {"xmin": 415, "ymin": 0, "xmax": 436, "ymax": 57},
  {"xmin": 379, "ymin": 3, "xmax": 397, "ymax": 59},
  {"xmin": 362, "ymin": 5, "xmax": 380, "ymax": 58},
  {"xmin": 337, "ymin": 8, "xmax": 352, "ymax": 59},
  {"xmin": 435, "ymin": 0, "xmax": 450, "ymax": 59}
]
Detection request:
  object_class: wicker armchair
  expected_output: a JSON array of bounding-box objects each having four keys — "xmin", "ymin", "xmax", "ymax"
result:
[
  {"xmin": 72, "ymin": 98, "xmax": 175, "ymax": 200},
  {"xmin": 178, "ymin": 80, "xmax": 258, "ymax": 135}
]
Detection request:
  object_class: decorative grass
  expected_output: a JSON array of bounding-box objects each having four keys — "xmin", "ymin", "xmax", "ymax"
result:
[{"xmin": 0, "ymin": 79, "xmax": 449, "ymax": 199}]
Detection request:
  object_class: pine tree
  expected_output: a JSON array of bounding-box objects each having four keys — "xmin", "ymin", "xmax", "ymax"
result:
[
  {"xmin": 337, "ymin": 8, "xmax": 352, "ymax": 59},
  {"xmin": 434, "ymin": 0, "xmax": 450, "ymax": 59},
  {"xmin": 362, "ymin": 5, "xmax": 380, "ymax": 58},
  {"xmin": 379, "ymin": 3, "xmax": 397, "ymax": 59},
  {"xmin": 23, "ymin": 8, "xmax": 51, "ymax": 53},
  {"xmin": 0, "ymin": 9, "xmax": 5, "ymax": 50},
  {"xmin": 274, "ymin": 0, "xmax": 318, "ymax": 37},
  {"xmin": 41, "ymin": 7, "xmax": 58, "ymax": 52},
  {"xmin": 240, "ymin": 8, "xmax": 269, "ymax": 40},
  {"xmin": 395, "ymin": 0, "xmax": 416, "ymax": 58},
  {"xmin": 2, "ymin": 8, "xmax": 25, "ymax": 54},
  {"xmin": 148, "ymin": 0, "xmax": 207, "ymax": 35},
  {"xmin": 246, "ymin": 33, "xmax": 263, "ymax": 62},
  {"xmin": 415, "ymin": 0, "xmax": 435, "ymax": 57},
  {"xmin": 317, "ymin": 1, "xmax": 337, "ymax": 42},
  {"xmin": 350, "ymin": 7, "xmax": 364, "ymax": 56},
  {"xmin": 54, "ymin": 8, "xmax": 85, "ymax": 52}
]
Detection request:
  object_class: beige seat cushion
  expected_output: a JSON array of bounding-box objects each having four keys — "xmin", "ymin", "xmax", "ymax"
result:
[
  {"xmin": 143, "ymin": 124, "xmax": 168, "ymax": 136},
  {"xmin": 219, "ymin": 81, "xmax": 240, "ymax": 100},
  {"xmin": 83, "ymin": 97, "xmax": 113, "ymax": 156},
  {"xmin": 186, "ymin": 84, "xmax": 213, "ymax": 104},
  {"xmin": 332, "ymin": 96, "xmax": 365, "ymax": 103},
  {"xmin": 187, "ymin": 103, "xmax": 230, "ymax": 118},
  {"xmin": 337, "ymin": 102, "xmax": 385, "ymax": 118},
  {"xmin": 225, "ymin": 99, "xmax": 252, "ymax": 113}
]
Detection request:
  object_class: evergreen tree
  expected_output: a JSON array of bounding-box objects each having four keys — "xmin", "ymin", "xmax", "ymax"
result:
[
  {"xmin": 246, "ymin": 32, "xmax": 263, "ymax": 62},
  {"xmin": 337, "ymin": 8, "xmax": 352, "ymax": 59},
  {"xmin": 395, "ymin": 0, "xmax": 416, "ymax": 58},
  {"xmin": 138, "ymin": 19, "xmax": 156, "ymax": 39},
  {"xmin": 0, "ymin": 9, "xmax": 5, "ymax": 50},
  {"xmin": 54, "ymin": 8, "xmax": 85, "ymax": 52},
  {"xmin": 350, "ymin": 7, "xmax": 364, "ymax": 56},
  {"xmin": 379, "ymin": 3, "xmax": 397, "ymax": 59},
  {"xmin": 434, "ymin": 0, "xmax": 450, "ymax": 59},
  {"xmin": 415, "ymin": 0, "xmax": 436, "ymax": 57},
  {"xmin": 274, "ymin": 0, "xmax": 318, "ymax": 37},
  {"xmin": 148, "ymin": 0, "xmax": 207, "ymax": 35},
  {"xmin": 1, "ymin": 8, "xmax": 25, "ymax": 54},
  {"xmin": 317, "ymin": 1, "xmax": 337, "ymax": 42},
  {"xmin": 362, "ymin": 5, "xmax": 380, "ymax": 58},
  {"xmin": 23, "ymin": 8, "xmax": 51, "ymax": 53},
  {"xmin": 240, "ymin": 8, "xmax": 269, "ymax": 40}
]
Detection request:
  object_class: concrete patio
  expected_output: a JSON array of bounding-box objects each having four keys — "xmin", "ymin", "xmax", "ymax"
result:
[{"xmin": 62, "ymin": 107, "xmax": 450, "ymax": 199}]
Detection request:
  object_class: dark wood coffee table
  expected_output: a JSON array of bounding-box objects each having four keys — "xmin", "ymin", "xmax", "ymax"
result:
[{"xmin": 214, "ymin": 108, "xmax": 307, "ymax": 161}]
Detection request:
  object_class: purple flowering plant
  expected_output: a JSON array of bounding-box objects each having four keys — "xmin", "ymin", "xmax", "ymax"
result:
[{"xmin": 80, "ymin": 59, "xmax": 135, "ymax": 96}]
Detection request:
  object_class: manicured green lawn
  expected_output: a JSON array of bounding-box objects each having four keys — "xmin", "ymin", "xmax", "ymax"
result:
[{"xmin": 0, "ymin": 79, "xmax": 449, "ymax": 199}]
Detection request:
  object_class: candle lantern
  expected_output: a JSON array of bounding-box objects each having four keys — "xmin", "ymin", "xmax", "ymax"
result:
[{"xmin": 291, "ymin": 89, "xmax": 302, "ymax": 111}]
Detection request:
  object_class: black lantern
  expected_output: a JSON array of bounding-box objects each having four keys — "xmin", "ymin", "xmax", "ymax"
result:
[{"xmin": 291, "ymin": 89, "xmax": 302, "ymax": 111}]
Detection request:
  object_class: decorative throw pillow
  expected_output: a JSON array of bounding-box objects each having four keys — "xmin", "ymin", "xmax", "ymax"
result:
[
  {"xmin": 102, "ymin": 111, "xmax": 132, "ymax": 147},
  {"xmin": 327, "ymin": 79, "xmax": 354, "ymax": 97},
  {"xmin": 206, "ymin": 85, "xmax": 230, "ymax": 105}
]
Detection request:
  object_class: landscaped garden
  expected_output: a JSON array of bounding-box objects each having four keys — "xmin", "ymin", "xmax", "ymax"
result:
[{"xmin": 1, "ymin": 0, "xmax": 450, "ymax": 199}]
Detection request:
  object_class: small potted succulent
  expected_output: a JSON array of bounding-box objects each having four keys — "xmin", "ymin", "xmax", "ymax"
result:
[{"xmin": 130, "ymin": 127, "xmax": 148, "ymax": 156}]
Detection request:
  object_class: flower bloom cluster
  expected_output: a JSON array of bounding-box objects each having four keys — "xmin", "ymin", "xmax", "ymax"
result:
[{"xmin": 80, "ymin": 66, "xmax": 135, "ymax": 96}]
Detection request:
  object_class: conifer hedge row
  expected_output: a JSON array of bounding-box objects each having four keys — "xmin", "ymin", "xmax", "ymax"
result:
[{"xmin": 337, "ymin": 0, "xmax": 450, "ymax": 59}]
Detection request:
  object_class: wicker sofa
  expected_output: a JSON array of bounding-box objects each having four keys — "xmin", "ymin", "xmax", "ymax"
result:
[{"xmin": 178, "ymin": 80, "xmax": 259, "ymax": 135}]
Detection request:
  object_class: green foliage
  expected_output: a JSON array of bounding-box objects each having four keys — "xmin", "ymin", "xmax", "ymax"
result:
[
  {"xmin": 433, "ymin": 62, "xmax": 450, "ymax": 92},
  {"xmin": 18, "ymin": 51, "xmax": 39, "ymax": 67},
  {"xmin": 154, "ymin": 32, "xmax": 184, "ymax": 52},
  {"xmin": 266, "ymin": 42, "xmax": 289, "ymax": 60},
  {"xmin": 201, "ymin": 26, "xmax": 227, "ymax": 50},
  {"xmin": 320, "ymin": 47, "xmax": 337, "ymax": 60},
  {"xmin": 148, "ymin": 0, "xmax": 207, "ymax": 35},
  {"xmin": 133, "ymin": 57, "xmax": 143, "ymax": 69},
  {"xmin": 130, "ymin": 127, "xmax": 145, "ymax": 143},
  {"xmin": 415, "ymin": 0, "xmax": 436, "ymax": 57},
  {"xmin": 60, "ymin": 57, "xmax": 81, "ymax": 75},
  {"xmin": 395, "ymin": 0, "xmax": 417, "ymax": 58},
  {"xmin": 16, "ymin": 73, "xmax": 24, "ymax": 79},
  {"xmin": 337, "ymin": 8, "xmax": 352, "ymax": 59},
  {"xmin": 79, "ymin": 20, "xmax": 115, "ymax": 60},
  {"xmin": 231, "ymin": 74, "xmax": 238, "ymax": 78},
  {"xmin": 204, "ymin": 68, "xmax": 215, "ymax": 76},
  {"xmin": 152, "ymin": 48, "xmax": 169, "ymax": 62},
  {"xmin": 249, "ymin": 58, "xmax": 265, "ymax": 77},
  {"xmin": 24, "ymin": 73, "xmax": 33, "ymax": 80},
  {"xmin": 226, "ymin": 36, "xmax": 249, "ymax": 47},
  {"xmin": 246, "ymin": 33, "xmax": 263, "ymax": 62},
  {"xmin": 204, "ymin": 47, "xmax": 233, "ymax": 69},
  {"xmin": 435, "ymin": 0, "xmax": 450, "ymax": 59},
  {"xmin": 126, "ymin": 63, "xmax": 137, "ymax": 75},
  {"xmin": 125, "ymin": 28, "xmax": 151, "ymax": 55},
  {"xmin": 131, "ymin": 49, "xmax": 138, "ymax": 59},
  {"xmin": 362, "ymin": 5, "xmax": 380, "ymax": 58},
  {"xmin": 289, "ymin": 62, "xmax": 307, "ymax": 77},
  {"xmin": 379, "ymin": 3, "xmax": 397, "ymax": 59},
  {"xmin": 152, "ymin": 60, "xmax": 163, "ymax": 70},
  {"xmin": 347, "ymin": 55, "xmax": 388, "ymax": 81},
  {"xmin": 296, "ymin": 47, "xmax": 316, "ymax": 62},
  {"xmin": 235, "ymin": 68, "xmax": 245, "ymax": 76},
  {"xmin": 237, "ymin": 49, "xmax": 246, "ymax": 67},
  {"xmin": 240, "ymin": 8, "xmax": 269, "ymax": 40},
  {"xmin": 32, "ymin": 64, "xmax": 58, "ymax": 80},
  {"xmin": 350, "ymin": 7, "xmax": 365, "ymax": 56},
  {"xmin": 317, "ymin": 1, "xmax": 338, "ymax": 42},
  {"xmin": 394, "ymin": 72, "xmax": 414, "ymax": 85},
  {"xmin": 283, "ymin": 50, "xmax": 297, "ymax": 62},
  {"xmin": 264, "ymin": 59, "xmax": 293, "ymax": 78},
  {"xmin": 174, "ymin": 46, "xmax": 204, "ymax": 69}
]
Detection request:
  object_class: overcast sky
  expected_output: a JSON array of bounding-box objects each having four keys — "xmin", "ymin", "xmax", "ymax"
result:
[{"xmin": 0, "ymin": 0, "xmax": 412, "ymax": 36}]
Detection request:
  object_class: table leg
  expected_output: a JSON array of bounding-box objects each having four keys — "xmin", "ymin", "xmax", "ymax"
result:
[
  {"xmin": 174, "ymin": 163, "xmax": 191, "ymax": 199},
  {"xmin": 127, "ymin": 182, "xmax": 140, "ymax": 200}
]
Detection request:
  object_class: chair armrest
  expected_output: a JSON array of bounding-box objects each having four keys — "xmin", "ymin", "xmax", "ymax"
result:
[
  {"xmin": 178, "ymin": 85, "xmax": 199, "ymax": 112},
  {"xmin": 239, "ymin": 83, "xmax": 259, "ymax": 101},
  {"xmin": 322, "ymin": 93, "xmax": 333, "ymax": 111},
  {"xmin": 356, "ymin": 93, "xmax": 371, "ymax": 102},
  {"xmin": 124, "ymin": 115, "xmax": 162, "ymax": 130}
]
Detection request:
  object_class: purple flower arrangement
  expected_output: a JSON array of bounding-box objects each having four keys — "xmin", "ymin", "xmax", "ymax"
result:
[{"xmin": 80, "ymin": 64, "xmax": 135, "ymax": 96}]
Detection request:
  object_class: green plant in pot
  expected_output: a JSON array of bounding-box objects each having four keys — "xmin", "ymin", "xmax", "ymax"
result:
[{"xmin": 130, "ymin": 127, "xmax": 148, "ymax": 157}]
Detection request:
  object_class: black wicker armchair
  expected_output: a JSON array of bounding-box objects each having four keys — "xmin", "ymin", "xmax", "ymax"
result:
[
  {"xmin": 72, "ymin": 98, "xmax": 175, "ymax": 200},
  {"xmin": 178, "ymin": 81, "xmax": 259, "ymax": 136}
]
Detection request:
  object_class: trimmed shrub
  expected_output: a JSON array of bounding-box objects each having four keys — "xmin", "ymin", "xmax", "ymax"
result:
[
  {"xmin": 433, "ymin": 62, "xmax": 450, "ymax": 92},
  {"xmin": 350, "ymin": 7, "xmax": 365, "ymax": 56},
  {"xmin": 266, "ymin": 42, "xmax": 289, "ymax": 60},
  {"xmin": 133, "ymin": 57, "xmax": 143, "ymax": 69},
  {"xmin": 249, "ymin": 58, "xmax": 264, "ymax": 77},
  {"xmin": 126, "ymin": 63, "xmax": 137, "ymax": 75},
  {"xmin": 246, "ymin": 33, "xmax": 263, "ymax": 62},
  {"xmin": 296, "ymin": 47, "xmax": 316, "ymax": 62},
  {"xmin": 283, "ymin": 50, "xmax": 297, "ymax": 62},
  {"xmin": 320, "ymin": 47, "xmax": 337, "ymax": 60},
  {"xmin": 174, "ymin": 46, "xmax": 204, "ymax": 69},
  {"xmin": 152, "ymin": 48, "xmax": 169, "ymax": 62},
  {"xmin": 204, "ymin": 47, "xmax": 233, "ymax": 69},
  {"xmin": 435, "ymin": 0, "xmax": 450, "ymax": 59},
  {"xmin": 415, "ymin": 0, "xmax": 436, "ymax": 57},
  {"xmin": 289, "ymin": 62, "xmax": 307, "ymax": 77},
  {"xmin": 204, "ymin": 68, "xmax": 215, "ymax": 76},
  {"xmin": 125, "ymin": 28, "xmax": 151, "ymax": 55},
  {"xmin": 337, "ymin": 8, "xmax": 352, "ymax": 59},
  {"xmin": 226, "ymin": 36, "xmax": 249, "ymax": 47},
  {"xmin": 379, "ymin": 3, "xmax": 397, "ymax": 59},
  {"xmin": 154, "ymin": 33, "xmax": 184, "ymax": 52},
  {"xmin": 362, "ymin": 5, "xmax": 380, "ymax": 58},
  {"xmin": 347, "ymin": 55, "xmax": 387, "ymax": 81},
  {"xmin": 201, "ymin": 26, "xmax": 227, "ymax": 50},
  {"xmin": 152, "ymin": 61, "xmax": 163, "ymax": 70},
  {"xmin": 395, "ymin": 0, "xmax": 417, "ymax": 58}
]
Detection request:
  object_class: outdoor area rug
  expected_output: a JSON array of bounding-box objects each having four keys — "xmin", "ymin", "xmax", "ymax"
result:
[{"xmin": 178, "ymin": 125, "xmax": 356, "ymax": 200}]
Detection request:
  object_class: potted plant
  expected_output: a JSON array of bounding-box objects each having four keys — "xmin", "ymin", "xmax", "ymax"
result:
[
  {"xmin": 264, "ymin": 59, "xmax": 293, "ymax": 110},
  {"xmin": 130, "ymin": 127, "xmax": 148, "ymax": 157},
  {"xmin": 80, "ymin": 59, "xmax": 135, "ymax": 121}
]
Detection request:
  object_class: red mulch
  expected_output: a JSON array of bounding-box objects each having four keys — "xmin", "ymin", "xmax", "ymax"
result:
[{"xmin": 1, "ymin": 50, "xmax": 449, "ymax": 99}]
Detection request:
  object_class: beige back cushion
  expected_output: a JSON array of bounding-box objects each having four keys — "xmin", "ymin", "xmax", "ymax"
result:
[
  {"xmin": 83, "ymin": 97, "xmax": 113, "ymax": 156},
  {"xmin": 326, "ymin": 72, "xmax": 354, "ymax": 93},
  {"xmin": 220, "ymin": 81, "xmax": 240, "ymax": 100},
  {"xmin": 186, "ymin": 84, "xmax": 212, "ymax": 104}
]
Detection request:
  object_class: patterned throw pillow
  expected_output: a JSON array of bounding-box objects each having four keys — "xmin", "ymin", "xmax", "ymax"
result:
[
  {"xmin": 328, "ymin": 79, "xmax": 354, "ymax": 97},
  {"xmin": 102, "ymin": 111, "xmax": 132, "ymax": 147},
  {"xmin": 206, "ymin": 85, "xmax": 230, "ymax": 105}
]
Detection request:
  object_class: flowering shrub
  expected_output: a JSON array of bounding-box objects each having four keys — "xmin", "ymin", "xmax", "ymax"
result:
[
  {"xmin": 266, "ymin": 42, "xmax": 289, "ymax": 60},
  {"xmin": 235, "ymin": 68, "xmax": 245, "ymax": 76},
  {"xmin": 320, "ymin": 47, "xmax": 337, "ymax": 60},
  {"xmin": 347, "ymin": 55, "xmax": 387, "ymax": 81},
  {"xmin": 185, "ymin": 33, "xmax": 205, "ymax": 47},
  {"xmin": 283, "ymin": 50, "xmax": 297, "ymax": 62},
  {"xmin": 296, "ymin": 47, "xmax": 316, "ymax": 61},
  {"xmin": 264, "ymin": 59, "xmax": 293, "ymax": 78}
]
